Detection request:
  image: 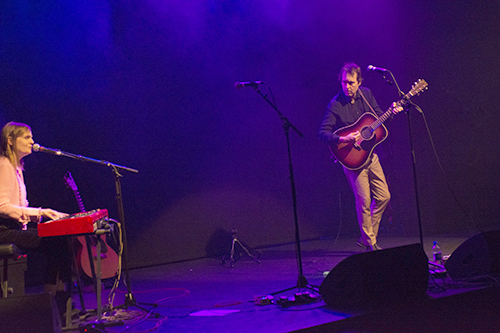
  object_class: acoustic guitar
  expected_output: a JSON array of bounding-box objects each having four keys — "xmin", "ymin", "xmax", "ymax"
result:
[{"xmin": 329, "ymin": 79, "xmax": 428, "ymax": 170}]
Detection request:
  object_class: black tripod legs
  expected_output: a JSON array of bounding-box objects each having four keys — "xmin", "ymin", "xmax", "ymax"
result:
[{"xmin": 221, "ymin": 230, "xmax": 261, "ymax": 267}]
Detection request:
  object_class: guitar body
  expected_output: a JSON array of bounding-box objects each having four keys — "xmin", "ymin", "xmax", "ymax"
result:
[
  {"xmin": 329, "ymin": 113, "xmax": 388, "ymax": 170},
  {"xmin": 76, "ymin": 235, "xmax": 119, "ymax": 279}
]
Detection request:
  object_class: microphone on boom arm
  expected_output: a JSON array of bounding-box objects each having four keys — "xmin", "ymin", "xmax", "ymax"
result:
[
  {"xmin": 234, "ymin": 81, "xmax": 264, "ymax": 89},
  {"xmin": 367, "ymin": 65, "xmax": 389, "ymax": 73},
  {"xmin": 32, "ymin": 143, "xmax": 62, "ymax": 156}
]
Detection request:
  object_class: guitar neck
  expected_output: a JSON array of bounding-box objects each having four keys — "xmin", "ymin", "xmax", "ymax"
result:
[
  {"xmin": 370, "ymin": 92, "xmax": 412, "ymax": 131},
  {"xmin": 372, "ymin": 108, "xmax": 396, "ymax": 130},
  {"xmin": 74, "ymin": 192, "xmax": 86, "ymax": 213},
  {"xmin": 64, "ymin": 173, "xmax": 86, "ymax": 213}
]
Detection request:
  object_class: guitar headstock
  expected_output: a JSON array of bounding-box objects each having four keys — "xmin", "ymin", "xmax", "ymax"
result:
[
  {"xmin": 63, "ymin": 171, "xmax": 78, "ymax": 192},
  {"xmin": 407, "ymin": 79, "xmax": 428, "ymax": 98},
  {"xmin": 63, "ymin": 171, "xmax": 86, "ymax": 212},
  {"xmin": 390, "ymin": 79, "xmax": 428, "ymax": 115}
]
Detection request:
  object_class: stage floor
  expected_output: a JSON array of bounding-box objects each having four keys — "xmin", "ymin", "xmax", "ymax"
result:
[{"xmin": 27, "ymin": 235, "xmax": 500, "ymax": 332}]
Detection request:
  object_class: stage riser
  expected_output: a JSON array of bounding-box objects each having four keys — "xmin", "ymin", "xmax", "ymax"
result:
[{"xmin": 298, "ymin": 287, "xmax": 500, "ymax": 332}]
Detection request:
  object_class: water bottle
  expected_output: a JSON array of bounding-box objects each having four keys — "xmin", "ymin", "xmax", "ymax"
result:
[{"xmin": 432, "ymin": 241, "xmax": 443, "ymax": 265}]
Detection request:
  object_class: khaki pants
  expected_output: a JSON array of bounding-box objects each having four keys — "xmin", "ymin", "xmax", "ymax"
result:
[{"xmin": 343, "ymin": 153, "xmax": 391, "ymax": 246}]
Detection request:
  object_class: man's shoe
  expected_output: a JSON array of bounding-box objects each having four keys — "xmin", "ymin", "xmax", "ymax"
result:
[
  {"xmin": 356, "ymin": 241, "xmax": 368, "ymax": 248},
  {"xmin": 356, "ymin": 241, "xmax": 371, "ymax": 252}
]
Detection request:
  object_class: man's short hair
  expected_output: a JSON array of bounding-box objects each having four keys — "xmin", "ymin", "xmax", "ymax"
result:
[{"xmin": 339, "ymin": 62, "xmax": 363, "ymax": 83}]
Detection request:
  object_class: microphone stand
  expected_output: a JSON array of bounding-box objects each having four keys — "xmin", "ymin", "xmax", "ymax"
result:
[
  {"xmin": 35, "ymin": 147, "xmax": 140, "ymax": 310},
  {"xmin": 374, "ymin": 70, "xmax": 424, "ymax": 247},
  {"xmin": 245, "ymin": 85, "xmax": 318, "ymax": 294},
  {"xmin": 404, "ymin": 99, "xmax": 425, "ymax": 247}
]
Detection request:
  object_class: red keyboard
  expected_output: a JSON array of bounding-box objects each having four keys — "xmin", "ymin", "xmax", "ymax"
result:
[{"xmin": 38, "ymin": 209, "xmax": 108, "ymax": 237}]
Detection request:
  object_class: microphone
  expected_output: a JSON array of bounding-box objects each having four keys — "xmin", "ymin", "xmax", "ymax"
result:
[
  {"xmin": 234, "ymin": 81, "xmax": 263, "ymax": 89},
  {"xmin": 32, "ymin": 143, "xmax": 62, "ymax": 156},
  {"xmin": 367, "ymin": 65, "xmax": 389, "ymax": 73}
]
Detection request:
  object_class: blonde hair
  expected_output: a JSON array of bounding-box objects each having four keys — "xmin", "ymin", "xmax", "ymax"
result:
[{"xmin": 0, "ymin": 122, "xmax": 32, "ymax": 167}]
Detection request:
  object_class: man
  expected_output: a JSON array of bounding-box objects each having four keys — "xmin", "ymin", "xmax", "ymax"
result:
[{"xmin": 318, "ymin": 62, "xmax": 400, "ymax": 251}]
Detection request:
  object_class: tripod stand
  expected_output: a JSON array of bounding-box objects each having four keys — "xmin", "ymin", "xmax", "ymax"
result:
[{"xmin": 221, "ymin": 229, "xmax": 261, "ymax": 267}]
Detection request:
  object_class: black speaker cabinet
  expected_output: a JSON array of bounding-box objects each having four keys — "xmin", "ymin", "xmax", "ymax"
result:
[
  {"xmin": 445, "ymin": 230, "xmax": 500, "ymax": 280},
  {"xmin": 320, "ymin": 243, "xmax": 429, "ymax": 308},
  {"xmin": 0, "ymin": 293, "xmax": 61, "ymax": 333}
]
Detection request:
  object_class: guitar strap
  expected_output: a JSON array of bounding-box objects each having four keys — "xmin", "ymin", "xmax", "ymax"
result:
[{"xmin": 359, "ymin": 89, "xmax": 380, "ymax": 119}]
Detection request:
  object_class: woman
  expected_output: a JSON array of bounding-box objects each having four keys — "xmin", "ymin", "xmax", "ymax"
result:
[{"xmin": 0, "ymin": 121, "xmax": 70, "ymax": 297}]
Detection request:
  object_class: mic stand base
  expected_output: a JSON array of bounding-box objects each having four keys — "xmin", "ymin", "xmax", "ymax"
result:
[
  {"xmin": 115, "ymin": 292, "xmax": 150, "ymax": 313},
  {"xmin": 270, "ymin": 275, "xmax": 319, "ymax": 296},
  {"xmin": 124, "ymin": 293, "xmax": 137, "ymax": 307}
]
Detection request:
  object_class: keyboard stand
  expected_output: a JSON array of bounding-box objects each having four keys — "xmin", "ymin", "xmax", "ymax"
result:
[
  {"xmin": 85, "ymin": 230, "xmax": 105, "ymax": 321},
  {"xmin": 62, "ymin": 229, "xmax": 107, "ymax": 331}
]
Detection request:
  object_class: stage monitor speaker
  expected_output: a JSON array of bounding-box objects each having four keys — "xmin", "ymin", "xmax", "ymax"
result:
[
  {"xmin": 320, "ymin": 243, "xmax": 429, "ymax": 308},
  {"xmin": 445, "ymin": 230, "xmax": 500, "ymax": 280},
  {"xmin": 0, "ymin": 293, "xmax": 61, "ymax": 333}
]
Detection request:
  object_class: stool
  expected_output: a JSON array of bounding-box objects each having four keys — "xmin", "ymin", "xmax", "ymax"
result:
[{"xmin": 0, "ymin": 244, "xmax": 22, "ymax": 298}]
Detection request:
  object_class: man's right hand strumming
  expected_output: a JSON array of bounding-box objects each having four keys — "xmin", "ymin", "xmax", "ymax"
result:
[{"xmin": 339, "ymin": 131, "xmax": 361, "ymax": 144}]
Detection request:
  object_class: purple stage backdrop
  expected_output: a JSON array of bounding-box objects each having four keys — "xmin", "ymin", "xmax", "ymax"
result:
[{"xmin": 0, "ymin": 1, "xmax": 499, "ymax": 267}]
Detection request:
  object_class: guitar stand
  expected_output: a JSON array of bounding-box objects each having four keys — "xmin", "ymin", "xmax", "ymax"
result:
[{"xmin": 221, "ymin": 229, "xmax": 261, "ymax": 267}]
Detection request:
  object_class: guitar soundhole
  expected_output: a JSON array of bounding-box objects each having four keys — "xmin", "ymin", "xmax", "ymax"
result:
[{"xmin": 361, "ymin": 126, "xmax": 373, "ymax": 140}]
